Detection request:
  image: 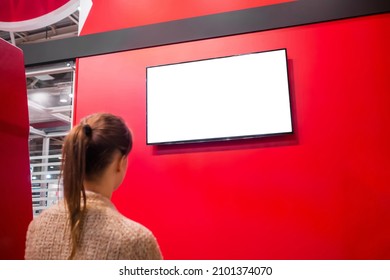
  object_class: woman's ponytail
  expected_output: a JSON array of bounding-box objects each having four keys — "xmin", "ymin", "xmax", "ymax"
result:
[{"xmin": 61, "ymin": 124, "xmax": 90, "ymax": 259}]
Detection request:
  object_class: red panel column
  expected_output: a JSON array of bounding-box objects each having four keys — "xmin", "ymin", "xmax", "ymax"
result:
[{"xmin": 0, "ymin": 39, "xmax": 32, "ymax": 259}]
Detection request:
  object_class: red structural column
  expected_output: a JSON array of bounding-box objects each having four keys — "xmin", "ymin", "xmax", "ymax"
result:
[{"xmin": 0, "ymin": 39, "xmax": 33, "ymax": 259}]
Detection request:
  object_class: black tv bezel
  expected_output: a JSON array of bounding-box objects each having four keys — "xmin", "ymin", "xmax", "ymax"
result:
[{"xmin": 146, "ymin": 48, "xmax": 293, "ymax": 145}]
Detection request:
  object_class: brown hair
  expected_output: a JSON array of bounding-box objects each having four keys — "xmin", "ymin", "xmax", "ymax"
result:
[{"xmin": 60, "ymin": 113, "xmax": 132, "ymax": 259}]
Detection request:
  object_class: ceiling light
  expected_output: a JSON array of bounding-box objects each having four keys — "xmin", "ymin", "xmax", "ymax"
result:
[{"xmin": 59, "ymin": 92, "xmax": 69, "ymax": 103}]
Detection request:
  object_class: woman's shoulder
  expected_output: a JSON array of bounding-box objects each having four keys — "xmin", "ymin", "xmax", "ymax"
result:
[
  {"xmin": 25, "ymin": 202, "xmax": 68, "ymax": 259},
  {"xmin": 29, "ymin": 201, "xmax": 66, "ymax": 223},
  {"xmin": 26, "ymin": 202, "xmax": 66, "ymax": 235},
  {"xmin": 85, "ymin": 192, "xmax": 151, "ymax": 235},
  {"xmin": 99, "ymin": 209, "xmax": 163, "ymax": 259},
  {"xmin": 104, "ymin": 207, "xmax": 153, "ymax": 236}
]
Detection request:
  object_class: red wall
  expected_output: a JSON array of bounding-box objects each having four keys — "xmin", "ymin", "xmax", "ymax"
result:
[
  {"xmin": 0, "ymin": 39, "xmax": 32, "ymax": 259},
  {"xmin": 75, "ymin": 12, "xmax": 390, "ymax": 259}
]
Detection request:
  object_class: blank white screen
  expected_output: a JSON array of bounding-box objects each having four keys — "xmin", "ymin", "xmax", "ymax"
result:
[{"xmin": 147, "ymin": 49, "xmax": 292, "ymax": 144}]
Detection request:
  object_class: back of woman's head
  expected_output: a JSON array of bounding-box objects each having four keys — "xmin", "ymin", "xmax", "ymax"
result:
[{"xmin": 60, "ymin": 113, "xmax": 132, "ymax": 259}]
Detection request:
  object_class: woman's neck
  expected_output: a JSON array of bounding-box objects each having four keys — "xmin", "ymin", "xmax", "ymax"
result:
[
  {"xmin": 82, "ymin": 152, "xmax": 125, "ymax": 200},
  {"xmin": 84, "ymin": 181, "xmax": 113, "ymax": 199}
]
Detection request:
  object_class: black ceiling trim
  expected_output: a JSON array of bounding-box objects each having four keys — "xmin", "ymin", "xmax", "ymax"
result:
[{"xmin": 21, "ymin": 0, "xmax": 390, "ymax": 66}]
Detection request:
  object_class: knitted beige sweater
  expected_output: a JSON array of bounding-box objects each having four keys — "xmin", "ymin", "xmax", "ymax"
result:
[{"xmin": 25, "ymin": 191, "xmax": 162, "ymax": 260}]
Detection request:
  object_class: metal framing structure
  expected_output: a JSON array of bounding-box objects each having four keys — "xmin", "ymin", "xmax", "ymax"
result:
[{"xmin": 27, "ymin": 64, "xmax": 75, "ymax": 216}]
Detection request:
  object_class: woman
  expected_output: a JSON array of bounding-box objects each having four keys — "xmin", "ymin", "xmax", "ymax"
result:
[{"xmin": 25, "ymin": 113, "xmax": 162, "ymax": 259}]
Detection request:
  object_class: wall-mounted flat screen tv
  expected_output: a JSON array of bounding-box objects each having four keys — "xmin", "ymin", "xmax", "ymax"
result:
[{"xmin": 146, "ymin": 48, "xmax": 292, "ymax": 145}]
